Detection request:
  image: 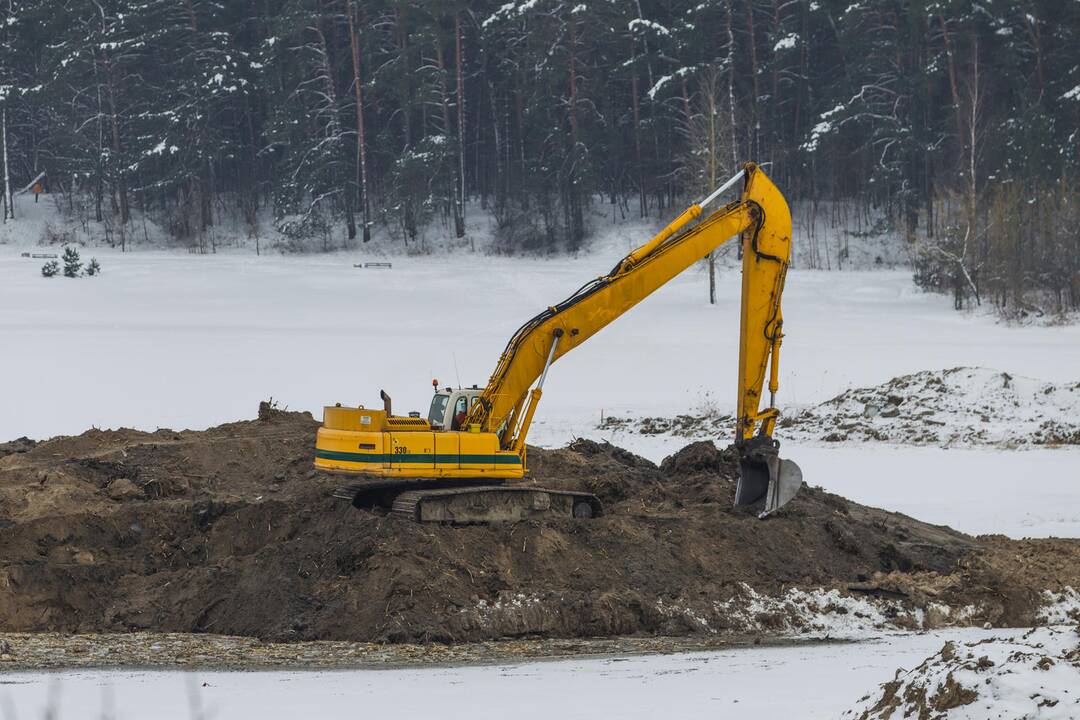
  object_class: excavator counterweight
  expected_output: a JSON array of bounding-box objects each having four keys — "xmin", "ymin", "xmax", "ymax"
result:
[{"xmin": 316, "ymin": 162, "xmax": 802, "ymax": 522}]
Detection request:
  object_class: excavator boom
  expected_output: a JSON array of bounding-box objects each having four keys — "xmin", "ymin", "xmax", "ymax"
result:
[{"xmin": 463, "ymin": 163, "xmax": 801, "ymax": 514}]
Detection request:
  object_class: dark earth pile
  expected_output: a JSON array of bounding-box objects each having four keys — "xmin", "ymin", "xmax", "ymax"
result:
[{"xmin": 1, "ymin": 410, "xmax": 1077, "ymax": 643}]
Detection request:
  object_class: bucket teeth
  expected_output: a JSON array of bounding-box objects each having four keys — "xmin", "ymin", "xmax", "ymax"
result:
[{"xmin": 735, "ymin": 435, "xmax": 802, "ymax": 517}]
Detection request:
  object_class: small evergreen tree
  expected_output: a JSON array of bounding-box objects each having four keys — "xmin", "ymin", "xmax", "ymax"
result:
[
  {"xmin": 85, "ymin": 257, "xmax": 101, "ymax": 276},
  {"xmin": 61, "ymin": 246, "xmax": 81, "ymax": 277},
  {"xmin": 41, "ymin": 260, "xmax": 59, "ymax": 277}
]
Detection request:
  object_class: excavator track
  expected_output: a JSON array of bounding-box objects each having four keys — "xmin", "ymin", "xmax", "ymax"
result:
[
  {"xmin": 390, "ymin": 486, "xmax": 602, "ymax": 524},
  {"xmin": 332, "ymin": 476, "xmax": 602, "ymax": 523},
  {"xmin": 332, "ymin": 476, "xmax": 505, "ymax": 508}
]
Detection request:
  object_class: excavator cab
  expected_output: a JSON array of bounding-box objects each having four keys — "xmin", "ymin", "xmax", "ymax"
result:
[{"xmin": 427, "ymin": 383, "xmax": 483, "ymax": 430}]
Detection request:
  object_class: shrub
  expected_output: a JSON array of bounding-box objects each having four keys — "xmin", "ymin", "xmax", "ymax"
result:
[
  {"xmin": 85, "ymin": 258, "xmax": 101, "ymax": 276},
  {"xmin": 41, "ymin": 222, "xmax": 74, "ymax": 246},
  {"xmin": 41, "ymin": 260, "xmax": 59, "ymax": 277},
  {"xmin": 62, "ymin": 246, "xmax": 82, "ymax": 277}
]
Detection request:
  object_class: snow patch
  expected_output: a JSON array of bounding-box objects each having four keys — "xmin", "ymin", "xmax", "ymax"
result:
[
  {"xmin": 660, "ymin": 585, "xmax": 978, "ymax": 639},
  {"xmin": 773, "ymin": 34, "xmax": 798, "ymax": 51},
  {"xmin": 1038, "ymin": 587, "xmax": 1080, "ymax": 625},
  {"xmin": 647, "ymin": 74, "xmax": 672, "ymax": 100},
  {"xmin": 464, "ymin": 585, "xmax": 986, "ymax": 641},
  {"xmin": 482, "ymin": 0, "xmax": 539, "ymax": 28},
  {"xmin": 844, "ymin": 626, "xmax": 1080, "ymax": 719},
  {"xmin": 628, "ymin": 18, "xmax": 670, "ymax": 36},
  {"xmin": 147, "ymin": 141, "xmax": 180, "ymax": 157}
]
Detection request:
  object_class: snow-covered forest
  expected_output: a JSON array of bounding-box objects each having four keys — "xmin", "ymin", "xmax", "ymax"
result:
[{"xmin": 0, "ymin": 0, "xmax": 1078, "ymax": 315}]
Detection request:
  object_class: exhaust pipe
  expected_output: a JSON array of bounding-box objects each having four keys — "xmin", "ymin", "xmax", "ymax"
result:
[
  {"xmin": 380, "ymin": 389, "xmax": 392, "ymax": 417},
  {"xmin": 734, "ymin": 435, "xmax": 803, "ymax": 518}
]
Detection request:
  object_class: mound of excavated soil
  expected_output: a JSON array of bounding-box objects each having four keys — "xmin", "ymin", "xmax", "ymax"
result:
[
  {"xmin": 1, "ymin": 410, "xmax": 1078, "ymax": 643},
  {"xmin": 601, "ymin": 367, "xmax": 1080, "ymax": 447}
]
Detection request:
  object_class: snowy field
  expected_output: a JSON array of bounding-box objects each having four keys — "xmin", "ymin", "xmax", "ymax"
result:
[
  {"xmin": 2, "ymin": 243, "xmax": 1078, "ymax": 539},
  {"xmin": 0, "ymin": 629, "xmax": 1027, "ymax": 720},
  {"xmin": 3, "ymin": 247, "xmax": 1078, "ymax": 437}
]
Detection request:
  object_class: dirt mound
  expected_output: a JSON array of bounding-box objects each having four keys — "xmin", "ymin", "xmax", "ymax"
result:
[
  {"xmin": 1, "ymin": 411, "xmax": 1078, "ymax": 643},
  {"xmin": 793, "ymin": 368, "xmax": 1080, "ymax": 446},
  {"xmin": 0, "ymin": 437, "xmax": 36, "ymax": 459},
  {"xmin": 599, "ymin": 367, "xmax": 1080, "ymax": 447}
]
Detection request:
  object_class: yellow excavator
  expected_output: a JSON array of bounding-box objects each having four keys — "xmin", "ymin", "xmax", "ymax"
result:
[{"xmin": 315, "ymin": 162, "xmax": 802, "ymax": 522}]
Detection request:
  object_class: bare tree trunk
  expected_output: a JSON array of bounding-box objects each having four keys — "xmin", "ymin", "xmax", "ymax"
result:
[
  {"xmin": 1, "ymin": 108, "xmax": 11, "ymax": 222},
  {"xmin": 1, "ymin": 0, "xmax": 11, "ymax": 222},
  {"xmin": 686, "ymin": 70, "xmax": 730, "ymax": 304},
  {"xmin": 395, "ymin": 7, "xmax": 413, "ymax": 147},
  {"xmin": 514, "ymin": 84, "xmax": 526, "ymax": 208},
  {"xmin": 725, "ymin": 0, "xmax": 738, "ymax": 167},
  {"xmin": 965, "ymin": 36, "xmax": 981, "ymax": 305},
  {"xmin": 313, "ymin": 3, "xmax": 353, "ymax": 242},
  {"xmin": 707, "ymin": 78, "xmax": 717, "ymax": 304},
  {"xmin": 725, "ymin": 0, "xmax": 740, "ymax": 259},
  {"xmin": 455, "ymin": 14, "xmax": 466, "ymax": 230},
  {"xmin": 347, "ymin": 1, "xmax": 370, "ymax": 242},
  {"xmin": 629, "ymin": 37, "xmax": 646, "ymax": 217},
  {"xmin": 488, "ymin": 77, "xmax": 505, "ymax": 209},
  {"xmin": 99, "ymin": 49, "xmax": 129, "ymax": 226},
  {"xmin": 745, "ymin": 0, "xmax": 759, "ymax": 158},
  {"xmin": 566, "ymin": 15, "xmax": 583, "ymax": 248},
  {"xmin": 90, "ymin": 37, "xmax": 104, "ymax": 223},
  {"xmin": 436, "ymin": 41, "xmax": 465, "ymax": 237},
  {"xmin": 1023, "ymin": 12, "xmax": 1044, "ymax": 99},
  {"xmin": 88, "ymin": 2, "xmax": 128, "ymax": 227},
  {"xmin": 937, "ymin": 15, "xmax": 964, "ymax": 167}
]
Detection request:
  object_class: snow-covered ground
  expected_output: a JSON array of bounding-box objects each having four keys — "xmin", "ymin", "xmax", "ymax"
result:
[
  {"xmin": 845, "ymin": 626, "xmax": 1080, "ymax": 719},
  {"xmin": 0, "ymin": 629, "xmax": 1030, "ymax": 720},
  {"xmin": 3, "ymin": 248, "xmax": 1076, "ymax": 440},
  {"xmin": 792, "ymin": 445, "xmax": 1080, "ymax": 538}
]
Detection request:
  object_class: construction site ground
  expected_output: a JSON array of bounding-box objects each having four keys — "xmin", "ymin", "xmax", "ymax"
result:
[{"xmin": 2, "ymin": 409, "xmax": 1078, "ymax": 669}]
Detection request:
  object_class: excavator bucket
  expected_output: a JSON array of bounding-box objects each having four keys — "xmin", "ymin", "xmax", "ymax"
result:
[{"xmin": 734, "ymin": 436, "xmax": 803, "ymax": 517}]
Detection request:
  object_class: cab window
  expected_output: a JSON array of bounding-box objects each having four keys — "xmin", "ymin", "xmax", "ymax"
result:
[
  {"xmin": 451, "ymin": 396, "xmax": 468, "ymax": 430},
  {"xmin": 428, "ymin": 394, "xmax": 449, "ymax": 426}
]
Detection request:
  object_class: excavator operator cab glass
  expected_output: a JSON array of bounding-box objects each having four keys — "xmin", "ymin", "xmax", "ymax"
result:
[
  {"xmin": 428, "ymin": 393, "xmax": 449, "ymax": 427},
  {"xmin": 451, "ymin": 396, "xmax": 468, "ymax": 430}
]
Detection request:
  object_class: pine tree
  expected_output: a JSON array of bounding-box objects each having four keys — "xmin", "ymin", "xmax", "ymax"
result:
[{"xmin": 62, "ymin": 246, "xmax": 82, "ymax": 277}]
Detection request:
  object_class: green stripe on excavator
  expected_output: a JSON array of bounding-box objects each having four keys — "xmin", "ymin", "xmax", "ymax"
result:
[{"xmin": 315, "ymin": 450, "xmax": 522, "ymax": 465}]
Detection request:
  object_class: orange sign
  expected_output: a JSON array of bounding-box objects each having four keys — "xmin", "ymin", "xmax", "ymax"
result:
[{"xmin": 31, "ymin": 183, "xmax": 42, "ymax": 195}]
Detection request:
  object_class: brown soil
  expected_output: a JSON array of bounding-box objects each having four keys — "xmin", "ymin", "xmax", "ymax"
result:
[{"xmin": 1, "ymin": 410, "xmax": 1078, "ymax": 643}]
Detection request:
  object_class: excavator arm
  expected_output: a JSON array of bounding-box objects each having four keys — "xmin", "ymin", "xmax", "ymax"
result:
[{"xmin": 465, "ymin": 162, "xmax": 802, "ymax": 515}]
